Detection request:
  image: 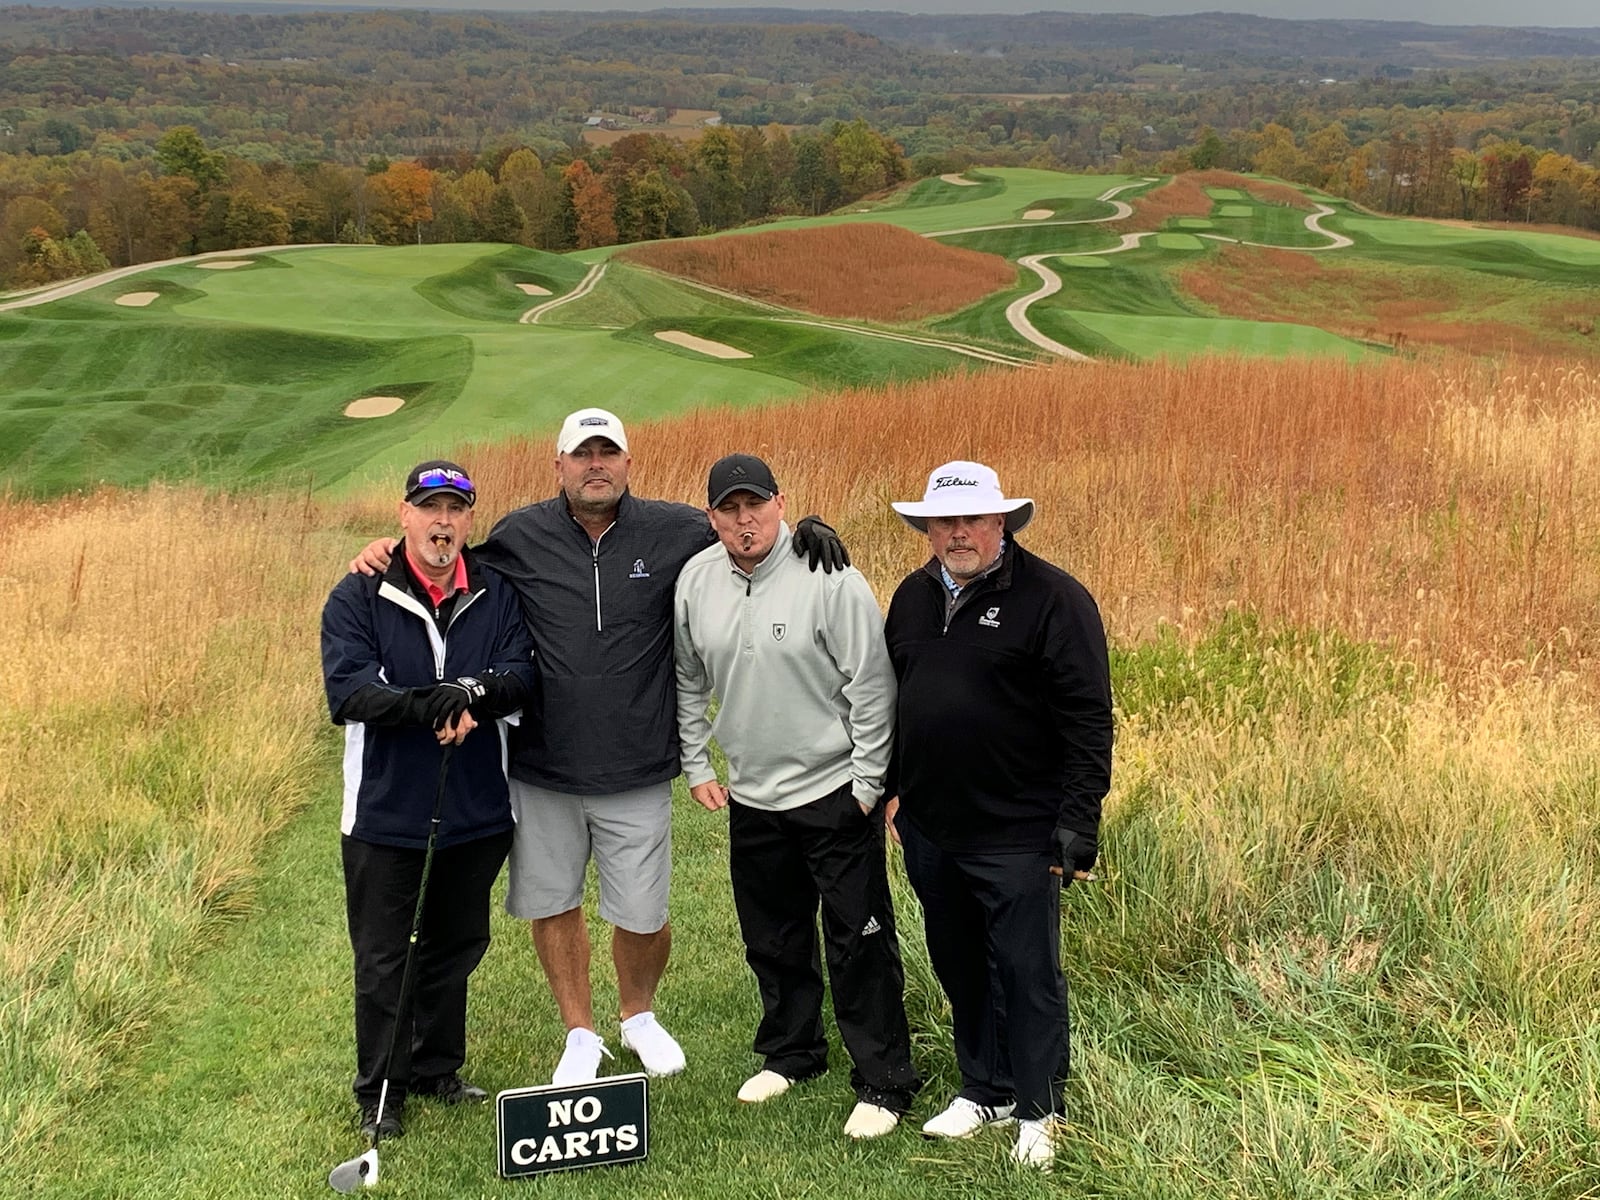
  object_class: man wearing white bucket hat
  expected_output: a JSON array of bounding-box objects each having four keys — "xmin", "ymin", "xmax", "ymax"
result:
[{"xmin": 882, "ymin": 461, "xmax": 1113, "ymax": 1170}]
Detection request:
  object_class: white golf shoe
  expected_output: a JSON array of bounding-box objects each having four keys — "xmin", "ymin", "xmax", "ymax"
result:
[
  {"xmin": 551, "ymin": 1027, "xmax": 612, "ymax": 1086},
  {"xmin": 920, "ymin": 1096, "xmax": 1017, "ymax": 1139},
  {"xmin": 843, "ymin": 1102, "xmax": 901, "ymax": 1139},
  {"xmin": 1013, "ymin": 1117, "xmax": 1059, "ymax": 1170},
  {"xmin": 736, "ymin": 1069, "xmax": 793, "ymax": 1103},
  {"xmin": 619, "ymin": 1011, "xmax": 686, "ymax": 1077}
]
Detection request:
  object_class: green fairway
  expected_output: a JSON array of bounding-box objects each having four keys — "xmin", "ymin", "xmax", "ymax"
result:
[{"xmin": 1040, "ymin": 309, "xmax": 1373, "ymax": 361}]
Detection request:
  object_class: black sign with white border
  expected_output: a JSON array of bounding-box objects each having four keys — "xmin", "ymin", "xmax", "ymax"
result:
[{"xmin": 496, "ymin": 1073, "xmax": 649, "ymax": 1179}]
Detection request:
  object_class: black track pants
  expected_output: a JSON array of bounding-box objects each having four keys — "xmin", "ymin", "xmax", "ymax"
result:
[
  {"xmin": 899, "ymin": 815, "xmax": 1069, "ymax": 1121},
  {"xmin": 728, "ymin": 784, "xmax": 922, "ymax": 1112},
  {"xmin": 342, "ymin": 829, "xmax": 513, "ymax": 1104}
]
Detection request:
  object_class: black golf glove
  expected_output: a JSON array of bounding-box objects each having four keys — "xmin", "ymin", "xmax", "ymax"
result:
[
  {"xmin": 792, "ymin": 515, "xmax": 850, "ymax": 573},
  {"xmin": 422, "ymin": 676, "xmax": 487, "ymax": 730},
  {"xmin": 1053, "ymin": 825, "xmax": 1098, "ymax": 881}
]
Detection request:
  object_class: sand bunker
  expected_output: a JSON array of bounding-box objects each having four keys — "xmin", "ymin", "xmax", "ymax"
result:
[
  {"xmin": 344, "ymin": 396, "xmax": 406, "ymax": 419},
  {"xmin": 939, "ymin": 173, "xmax": 981, "ymax": 186},
  {"xmin": 515, "ymin": 282, "xmax": 552, "ymax": 296},
  {"xmin": 654, "ymin": 330, "xmax": 752, "ymax": 360},
  {"xmin": 114, "ymin": 292, "xmax": 160, "ymax": 307},
  {"xmin": 1023, "ymin": 209, "xmax": 1054, "ymax": 220},
  {"xmin": 196, "ymin": 259, "xmax": 253, "ymax": 270}
]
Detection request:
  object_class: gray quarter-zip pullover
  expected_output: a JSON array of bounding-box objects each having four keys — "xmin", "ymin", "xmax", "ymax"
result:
[{"xmin": 674, "ymin": 524, "xmax": 895, "ymax": 812}]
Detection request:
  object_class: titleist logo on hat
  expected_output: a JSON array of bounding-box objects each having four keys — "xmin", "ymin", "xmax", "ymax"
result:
[
  {"xmin": 932, "ymin": 474, "xmax": 980, "ymax": 491},
  {"xmin": 580, "ymin": 416, "xmax": 608, "ymax": 427}
]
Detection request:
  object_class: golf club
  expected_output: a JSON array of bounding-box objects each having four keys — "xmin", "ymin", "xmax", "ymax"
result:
[{"xmin": 329, "ymin": 745, "xmax": 454, "ymax": 1193}]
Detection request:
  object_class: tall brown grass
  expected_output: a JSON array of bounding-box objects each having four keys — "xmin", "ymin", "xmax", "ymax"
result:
[
  {"xmin": 464, "ymin": 354, "xmax": 1600, "ymax": 680},
  {"xmin": 0, "ymin": 487, "xmax": 331, "ymax": 1157},
  {"xmin": 618, "ymin": 222, "xmax": 1017, "ymax": 322}
]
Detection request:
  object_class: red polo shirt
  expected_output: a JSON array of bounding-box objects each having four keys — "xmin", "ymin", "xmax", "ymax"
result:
[{"xmin": 404, "ymin": 545, "xmax": 467, "ymax": 606}]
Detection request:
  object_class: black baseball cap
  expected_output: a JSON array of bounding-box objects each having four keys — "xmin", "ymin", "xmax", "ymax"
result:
[
  {"xmin": 707, "ymin": 454, "xmax": 779, "ymax": 507},
  {"xmin": 404, "ymin": 459, "xmax": 476, "ymax": 506}
]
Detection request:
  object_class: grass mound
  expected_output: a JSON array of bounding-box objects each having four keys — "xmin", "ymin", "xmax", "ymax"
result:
[
  {"xmin": 0, "ymin": 316, "xmax": 471, "ymax": 495},
  {"xmin": 413, "ymin": 245, "xmax": 589, "ymax": 322},
  {"xmin": 618, "ymin": 222, "xmax": 1016, "ymax": 323}
]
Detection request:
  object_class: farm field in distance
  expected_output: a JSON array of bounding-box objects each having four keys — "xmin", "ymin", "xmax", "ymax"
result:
[{"xmin": 4, "ymin": 163, "xmax": 1600, "ymax": 1199}]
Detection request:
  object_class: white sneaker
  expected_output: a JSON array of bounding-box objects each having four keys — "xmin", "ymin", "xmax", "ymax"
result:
[
  {"xmin": 843, "ymin": 1101, "xmax": 900, "ymax": 1139},
  {"xmin": 736, "ymin": 1069, "xmax": 792, "ymax": 1103},
  {"xmin": 920, "ymin": 1096, "xmax": 1017, "ymax": 1139},
  {"xmin": 551, "ymin": 1027, "xmax": 612, "ymax": 1087},
  {"xmin": 619, "ymin": 1011, "xmax": 686, "ymax": 1077},
  {"xmin": 1013, "ymin": 1117, "xmax": 1059, "ymax": 1170}
]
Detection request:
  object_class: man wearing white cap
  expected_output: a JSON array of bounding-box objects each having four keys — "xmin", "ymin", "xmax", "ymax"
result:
[
  {"xmin": 882, "ymin": 461, "xmax": 1113, "ymax": 1169},
  {"xmin": 350, "ymin": 410, "xmax": 848, "ymax": 1088}
]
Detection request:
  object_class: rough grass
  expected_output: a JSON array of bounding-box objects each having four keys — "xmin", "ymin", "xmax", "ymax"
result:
[
  {"xmin": 618, "ymin": 222, "xmax": 1016, "ymax": 323},
  {"xmin": 1178, "ymin": 244, "xmax": 1600, "ymax": 358}
]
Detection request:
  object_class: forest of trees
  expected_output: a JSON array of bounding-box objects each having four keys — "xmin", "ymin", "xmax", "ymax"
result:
[{"xmin": 3, "ymin": 6, "xmax": 1600, "ymax": 287}]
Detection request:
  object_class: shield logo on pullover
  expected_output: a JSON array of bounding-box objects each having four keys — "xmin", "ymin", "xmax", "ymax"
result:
[{"xmin": 772, "ymin": 624, "xmax": 786, "ymax": 642}]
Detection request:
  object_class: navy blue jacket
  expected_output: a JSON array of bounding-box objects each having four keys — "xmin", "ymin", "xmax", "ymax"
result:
[
  {"xmin": 321, "ymin": 549, "xmax": 535, "ymax": 849},
  {"xmin": 476, "ymin": 490, "xmax": 715, "ymax": 795}
]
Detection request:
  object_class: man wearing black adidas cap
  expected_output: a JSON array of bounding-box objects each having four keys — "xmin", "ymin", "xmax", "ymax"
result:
[
  {"xmin": 673, "ymin": 454, "xmax": 920, "ymax": 1139},
  {"xmin": 322, "ymin": 460, "xmax": 534, "ymax": 1140}
]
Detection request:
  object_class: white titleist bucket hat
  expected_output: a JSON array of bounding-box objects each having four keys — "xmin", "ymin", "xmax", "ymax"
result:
[
  {"xmin": 891, "ymin": 460, "xmax": 1034, "ymax": 534},
  {"xmin": 556, "ymin": 407, "xmax": 629, "ymax": 455}
]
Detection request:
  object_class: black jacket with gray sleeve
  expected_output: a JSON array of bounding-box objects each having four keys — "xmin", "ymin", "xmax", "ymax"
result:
[{"xmin": 475, "ymin": 490, "xmax": 715, "ymax": 795}]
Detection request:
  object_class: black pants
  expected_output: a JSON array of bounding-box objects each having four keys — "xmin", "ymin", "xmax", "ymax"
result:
[
  {"xmin": 899, "ymin": 815, "xmax": 1068, "ymax": 1121},
  {"xmin": 342, "ymin": 829, "xmax": 513, "ymax": 1105},
  {"xmin": 728, "ymin": 783, "xmax": 921, "ymax": 1112}
]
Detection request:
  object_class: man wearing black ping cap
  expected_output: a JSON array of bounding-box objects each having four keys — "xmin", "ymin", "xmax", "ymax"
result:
[
  {"xmin": 321, "ymin": 460, "xmax": 534, "ymax": 1140},
  {"xmin": 673, "ymin": 453, "xmax": 920, "ymax": 1139}
]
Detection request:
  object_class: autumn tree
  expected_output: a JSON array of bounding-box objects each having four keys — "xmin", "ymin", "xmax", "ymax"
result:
[{"xmin": 563, "ymin": 160, "xmax": 616, "ymax": 250}]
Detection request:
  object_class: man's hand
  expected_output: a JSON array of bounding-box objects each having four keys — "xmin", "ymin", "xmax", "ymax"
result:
[
  {"xmin": 1051, "ymin": 826, "xmax": 1097, "ymax": 883},
  {"xmin": 436, "ymin": 710, "xmax": 478, "ymax": 745},
  {"xmin": 422, "ymin": 677, "xmax": 487, "ymax": 731},
  {"xmin": 349, "ymin": 537, "xmax": 398, "ymax": 576},
  {"xmin": 690, "ymin": 781, "xmax": 729, "ymax": 811},
  {"xmin": 791, "ymin": 515, "xmax": 849, "ymax": 573},
  {"xmin": 883, "ymin": 795, "xmax": 901, "ymax": 846}
]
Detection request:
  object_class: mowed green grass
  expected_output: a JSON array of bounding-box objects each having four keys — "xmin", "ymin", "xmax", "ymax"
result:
[{"xmin": 3, "ymin": 243, "xmax": 978, "ymax": 497}]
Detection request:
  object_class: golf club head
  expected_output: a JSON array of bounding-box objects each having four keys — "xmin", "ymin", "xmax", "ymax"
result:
[{"xmin": 328, "ymin": 1147, "xmax": 378, "ymax": 1192}]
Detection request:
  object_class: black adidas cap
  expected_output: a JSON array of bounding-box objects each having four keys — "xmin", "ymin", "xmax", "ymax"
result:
[{"xmin": 706, "ymin": 453, "xmax": 778, "ymax": 507}]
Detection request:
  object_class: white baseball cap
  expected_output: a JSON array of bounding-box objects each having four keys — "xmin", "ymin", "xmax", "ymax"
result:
[
  {"xmin": 891, "ymin": 460, "xmax": 1034, "ymax": 533},
  {"xmin": 556, "ymin": 407, "xmax": 628, "ymax": 455}
]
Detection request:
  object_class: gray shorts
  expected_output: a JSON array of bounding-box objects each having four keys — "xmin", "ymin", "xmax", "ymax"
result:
[{"xmin": 504, "ymin": 778, "xmax": 672, "ymax": 933}]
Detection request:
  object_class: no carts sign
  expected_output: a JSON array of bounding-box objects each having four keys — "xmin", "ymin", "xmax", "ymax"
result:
[{"xmin": 496, "ymin": 1074, "xmax": 649, "ymax": 1179}]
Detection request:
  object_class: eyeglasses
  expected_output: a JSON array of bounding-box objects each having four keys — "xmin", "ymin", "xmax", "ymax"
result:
[{"xmin": 413, "ymin": 468, "xmax": 474, "ymax": 493}]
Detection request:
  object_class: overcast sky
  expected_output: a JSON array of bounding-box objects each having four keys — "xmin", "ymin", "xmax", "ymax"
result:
[{"xmin": 253, "ymin": 1, "xmax": 1596, "ymax": 28}]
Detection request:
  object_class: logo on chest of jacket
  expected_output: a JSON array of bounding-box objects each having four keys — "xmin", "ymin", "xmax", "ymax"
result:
[
  {"xmin": 629, "ymin": 559, "xmax": 650, "ymax": 579},
  {"xmin": 978, "ymin": 606, "xmax": 1001, "ymax": 628},
  {"xmin": 772, "ymin": 623, "xmax": 786, "ymax": 642}
]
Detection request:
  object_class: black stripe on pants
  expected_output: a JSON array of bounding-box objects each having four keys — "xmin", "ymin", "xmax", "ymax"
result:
[
  {"xmin": 728, "ymin": 783, "xmax": 922, "ymax": 1112},
  {"xmin": 899, "ymin": 815, "xmax": 1069, "ymax": 1121},
  {"xmin": 342, "ymin": 829, "xmax": 513, "ymax": 1104}
]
